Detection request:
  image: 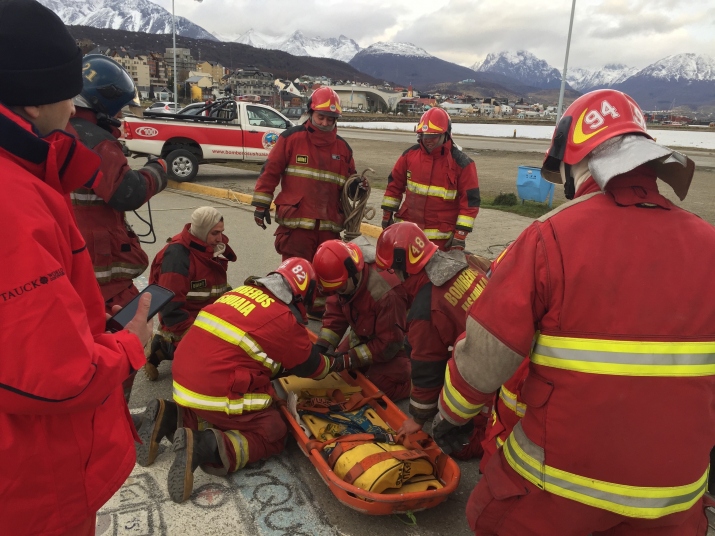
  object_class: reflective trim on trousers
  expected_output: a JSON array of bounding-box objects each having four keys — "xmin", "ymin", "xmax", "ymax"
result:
[
  {"xmin": 503, "ymin": 422, "xmax": 708, "ymax": 519},
  {"xmin": 532, "ymin": 335, "xmax": 715, "ymax": 377},
  {"xmin": 173, "ymin": 381, "xmax": 273, "ymax": 415},
  {"xmin": 224, "ymin": 429, "xmax": 250, "ymax": 471}
]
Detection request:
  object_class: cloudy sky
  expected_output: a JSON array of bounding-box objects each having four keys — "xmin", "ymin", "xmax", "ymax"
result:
[{"xmin": 153, "ymin": 0, "xmax": 715, "ymax": 70}]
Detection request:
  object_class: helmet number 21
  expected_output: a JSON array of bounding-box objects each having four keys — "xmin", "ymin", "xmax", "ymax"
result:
[{"xmin": 585, "ymin": 100, "xmax": 620, "ymax": 130}]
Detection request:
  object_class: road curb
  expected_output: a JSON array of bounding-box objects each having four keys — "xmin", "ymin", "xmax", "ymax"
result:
[{"xmin": 166, "ymin": 180, "xmax": 382, "ymax": 239}]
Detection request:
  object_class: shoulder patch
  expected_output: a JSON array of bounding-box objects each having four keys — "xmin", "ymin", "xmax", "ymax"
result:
[
  {"xmin": 450, "ymin": 146, "xmax": 474, "ymax": 168},
  {"xmin": 402, "ymin": 144, "xmax": 421, "ymax": 157},
  {"xmin": 407, "ymin": 283, "xmax": 433, "ymax": 322},
  {"xmin": 161, "ymin": 243, "xmax": 190, "ymax": 276},
  {"xmin": 69, "ymin": 117, "xmax": 116, "ymax": 149}
]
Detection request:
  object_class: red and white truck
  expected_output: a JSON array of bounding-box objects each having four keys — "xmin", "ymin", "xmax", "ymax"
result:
[{"xmin": 122, "ymin": 98, "xmax": 293, "ymax": 182}]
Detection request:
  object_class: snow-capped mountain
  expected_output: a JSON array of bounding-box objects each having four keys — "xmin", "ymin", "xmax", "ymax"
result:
[
  {"xmin": 39, "ymin": 0, "xmax": 217, "ymax": 41},
  {"xmin": 473, "ymin": 50, "xmax": 565, "ymax": 90},
  {"xmin": 567, "ymin": 64, "xmax": 639, "ymax": 91},
  {"xmin": 357, "ymin": 42, "xmax": 433, "ymax": 59},
  {"xmin": 234, "ymin": 29, "xmax": 361, "ymax": 63},
  {"xmin": 636, "ymin": 53, "xmax": 715, "ymax": 82}
]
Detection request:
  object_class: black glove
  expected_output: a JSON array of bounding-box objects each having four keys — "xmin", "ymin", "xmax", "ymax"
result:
[
  {"xmin": 328, "ymin": 352, "xmax": 358, "ymax": 373},
  {"xmin": 381, "ymin": 210, "xmax": 394, "ymax": 229},
  {"xmin": 313, "ymin": 342, "xmax": 329, "ymax": 355},
  {"xmin": 431, "ymin": 413, "xmax": 474, "ymax": 455},
  {"xmin": 253, "ymin": 207, "xmax": 272, "ymax": 229},
  {"xmin": 145, "ymin": 157, "xmax": 168, "ymax": 191}
]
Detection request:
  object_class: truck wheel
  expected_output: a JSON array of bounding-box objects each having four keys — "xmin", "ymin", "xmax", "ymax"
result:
[{"xmin": 166, "ymin": 149, "xmax": 199, "ymax": 182}]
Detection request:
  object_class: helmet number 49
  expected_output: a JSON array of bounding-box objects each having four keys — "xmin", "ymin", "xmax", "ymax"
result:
[{"xmin": 585, "ymin": 100, "xmax": 620, "ymax": 130}]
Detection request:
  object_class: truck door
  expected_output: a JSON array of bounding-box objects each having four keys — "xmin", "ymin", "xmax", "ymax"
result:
[
  {"xmin": 200, "ymin": 100, "xmax": 245, "ymax": 161},
  {"xmin": 242, "ymin": 105, "xmax": 290, "ymax": 162}
]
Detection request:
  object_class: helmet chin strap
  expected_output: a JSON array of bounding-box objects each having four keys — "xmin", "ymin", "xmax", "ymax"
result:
[{"xmin": 563, "ymin": 164, "xmax": 575, "ymax": 200}]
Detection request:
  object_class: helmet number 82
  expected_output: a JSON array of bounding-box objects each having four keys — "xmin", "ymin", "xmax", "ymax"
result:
[
  {"xmin": 292, "ymin": 264, "xmax": 307, "ymax": 282},
  {"xmin": 585, "ymin": 100, "xmax": 620, "ymax": 130}
]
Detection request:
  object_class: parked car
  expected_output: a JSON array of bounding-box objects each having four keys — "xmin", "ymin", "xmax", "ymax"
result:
[
  {"xmin": 145, "ymin": 101, "xmax": 179, "ymax": 114},
  {"xmin": 280, "ymin": 106, "xmax": 307, "ymax": 119}
]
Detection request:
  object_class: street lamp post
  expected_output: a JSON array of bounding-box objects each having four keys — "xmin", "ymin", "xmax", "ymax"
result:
[
  {"xmin": 556, "ymin": 0, "xmax": 577, "ymax": 123},
  {"xmin": 172, "ymin": 0, "xmax": 178, "ymax": 106}
]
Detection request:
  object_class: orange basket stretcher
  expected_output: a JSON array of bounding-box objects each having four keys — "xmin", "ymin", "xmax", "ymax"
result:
[{"xmin": 274, "ymin": 370, "xmax": 461, "ymax": 515}]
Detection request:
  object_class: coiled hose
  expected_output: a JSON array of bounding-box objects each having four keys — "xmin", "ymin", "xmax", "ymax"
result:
[{"xmin": 341, "ymin": 168, "xmax": 376, "ymax": 241}]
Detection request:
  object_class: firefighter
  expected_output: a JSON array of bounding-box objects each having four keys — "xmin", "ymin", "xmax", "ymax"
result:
[
  {"xmin": 434, "ymin": 89, "xmax": 715, "ymax": 534},
  {"xmin": 381, "ymin": 107, "xmax": 480, "ymax": 251},
  {"xmin": 68, "ymin": 54, "xmax": 168, "ymax": 313},
  {"xmin": 312, "ymin": 238, "xmax": 411, "ymax": 401},
  {"xmin": 375, "ymin": 222, "xmax": 491, "ymax": 459},
  {"xmin": 251, "ymin": 86, "xmax": 356, "ymax": 316},
  {"xmin": 66, "ymin": 54, "xmax": 168, "ymax": 402},
  {"xmin": 144, "ymin": 206, "xmax": 236, "ymax": 381},
  {"xmin": 136, "ymin": 258, "xmax": 347, "ymax": 503}
]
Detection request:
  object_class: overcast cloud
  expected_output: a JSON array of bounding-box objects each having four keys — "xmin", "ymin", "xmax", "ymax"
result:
[{"xmin": 153, "ymin": 0, "xmax": 715, "ymax": 70}]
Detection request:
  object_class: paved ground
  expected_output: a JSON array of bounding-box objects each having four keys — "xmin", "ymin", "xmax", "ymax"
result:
[{"xmin": 106, "ymin": 153, "xmax": 715, "ymax": 535}]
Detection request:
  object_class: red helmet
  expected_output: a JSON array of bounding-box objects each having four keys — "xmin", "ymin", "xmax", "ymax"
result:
[
  {"xmin": 416, "ymin": 107, "xmax": 451, "ymax": 135},
  {"xmin": 542, "ymin": 89, "xmax": 651, "ymax": 184},
  {"xmin": 313, "ymin": 240, "xmax": 364, "ymax": 294},
  {"xmin": 375, "ymin": 222, "xmax": 438, "ymax": 275},
  {"xmin": 308, "ymin": 87, "xmax": 342, "ymax": 118},
  {"xmin": 273, "ymin": 257, "xmax": 317, "ymax": 309}
]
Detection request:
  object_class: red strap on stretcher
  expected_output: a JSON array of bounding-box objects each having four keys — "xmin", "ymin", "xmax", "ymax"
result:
[
  {"xmin": 297, "ymin": 389, "xmax": 384, "ymax": 414},
  {"xmin": 343, "ymin": 449, "xmax": 433, "ymax": 486}
]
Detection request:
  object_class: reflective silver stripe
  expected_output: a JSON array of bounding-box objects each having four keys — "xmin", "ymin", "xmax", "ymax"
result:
[
  {"xmin": 173, "ymin": 381, "xmax": 272, "ymax": 415},
  {"xmin": 94, "ymin": 263, "xmax": 145, "ymax": 283},
  {"xmin": 532, "ymin": 335, "xmax": 715, "ymax": 377},
  {"xmin": 319, "ymin": 328, "xmax": 341, "ymax": 347},
  {"xmin": 285, "ymin": 166, "xmax": 347, "ymax": 186},
  {"xmin": 504, "ymin": 422, "xmax": 708, "ymax": 518},
  {"xmin": 70, "ymin": 192, "xmax": 104, "ymax": 206},
  {"xmin": 441, "ymin": 366, "xmax": 483, "ymax": 420},
  {"xmin": 225, "ymin": 430, "xmax": 250, "ymax": 470},
  {"xmin": 275, "ymin": 217, "xmax": 342, "ymax": 232},
  {"xmin": 252, "ymin": 192, "xmax": 273, "ymax": 205},
  {"xmin": 382, "ymin": 196, "xmax": 401, "ymax": 209},
  {"xmin": 186, "ymin": 285, "xmax": 229, "ymax": 301},
  {"xmin": 410, "ymin": 399, "xmax": 438, "ymax": 410},
  {"xmin": 353, "ymin": 344, "xmax": 372, "ymax": 366}
]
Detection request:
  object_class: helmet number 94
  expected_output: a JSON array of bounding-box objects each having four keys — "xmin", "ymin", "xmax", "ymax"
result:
[{"xmin": 585, "ymin": 100, "xmax": 620, "ymax": 130}]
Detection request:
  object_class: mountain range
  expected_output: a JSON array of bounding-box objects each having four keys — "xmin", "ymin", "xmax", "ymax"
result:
[{"xmin": 45, "ymin": 0, "xmax": 715, "ymax": 110}]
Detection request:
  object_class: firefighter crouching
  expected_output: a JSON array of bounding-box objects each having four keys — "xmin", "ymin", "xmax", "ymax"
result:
[
  {"xmin": 136, "ymin": 258, "xmax": 355, "ymax": 503},
  {"xmin": 375, "ymin": 222, "xmax": 491, "ymax": 459},
  {"xmin": 435, "ymin": 89, "xmax": 715, "ymax": 534},
  {"xmin": 250, "ymin": 86, "xmax": 356, "ymax": 317},
  {"xmin": 381, "ymin": 107, "xmax": 480, "ymax": 251},
  {"xmin": 67, "ymin": 54, "xmax": 168, "ymax": 316},
  {"xmin": 312, "ymin": 238, "xmax": 411, "ymax": 401},
  {"xmin": 144, "ymin": 207, "xmax": 236, "ymax": 380}
]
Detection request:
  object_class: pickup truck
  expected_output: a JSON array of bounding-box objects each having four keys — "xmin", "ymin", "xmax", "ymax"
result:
[{"xmin": 122, "ymin": 98, "xmax": 293, "ymax": 182}]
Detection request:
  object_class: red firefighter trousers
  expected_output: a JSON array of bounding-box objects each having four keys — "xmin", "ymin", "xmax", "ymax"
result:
[
  {"xmin": 182, "ymin": 406, "xmax": 288, "ymax": 472},
  {"xmin": 467, "ymin": 450, "xmax": 709, "ymax": 536}
]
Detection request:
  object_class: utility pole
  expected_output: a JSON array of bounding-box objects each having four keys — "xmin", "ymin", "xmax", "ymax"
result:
[
  {"xmin": 556, "ymin": 0, "xmax": 577, "ymax": 123},
  {"xmin": 172, "ymin": 0, "xmax": 178, "ymax": 106}
]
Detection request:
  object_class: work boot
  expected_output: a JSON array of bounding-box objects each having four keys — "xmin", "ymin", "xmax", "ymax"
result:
[
  {"xmin": 167, "ymin": 428, "xmax": 222, "ymax": 503},
  {"xmin": 136, "ymin": 399, "xmax": 179, "ymax": 467},
  {"xmin": 131, "ymin": 412, "xmax": 143, "ymax": 432},
  {"xmin": 144, "ymin": 336, "xmax": 166, "ymax": 381}
]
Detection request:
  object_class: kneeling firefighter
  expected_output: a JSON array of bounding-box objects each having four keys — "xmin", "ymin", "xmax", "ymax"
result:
[{"xmin": 135, "ymin": 258, "xmax": 354, "ymax": 503}]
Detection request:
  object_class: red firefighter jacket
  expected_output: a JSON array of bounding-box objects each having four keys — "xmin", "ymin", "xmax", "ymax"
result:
[
  {"xmin": 317, "ymin": 263, "xmax": 408, "ymax": 368},
  {"xmin": 172, "ymin": 284, "xmax": 330, "ymax": 413},
  {"xmin": 251, "ymin": 120, "xmax": 356, "ymax": 233},
  {"xmin": 149, "ymin": 223, "xmax": 236, "ymax": 341},
  {"xmin": 0, "ymin": 105, "xmax": 146, "ymax": 535},
  {"xmin": 66, "ymin": 108, "xmax": 165, "ymax": 306},
  {"xmin": 440, "ymin": 170, "xmax": 715, "ymax": 519},
  {"xmin": 402, "ymin": 264, "xmax": 488, "ymax": 423},
  {"xmin": 381, "ymin": 139, "xmax": 480, "ymax": 241}
]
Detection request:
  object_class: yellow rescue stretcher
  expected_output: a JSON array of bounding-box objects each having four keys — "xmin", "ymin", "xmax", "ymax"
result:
[{"xmin": 274, "ymin": 370, "xmax": 461, "ymax": 515}]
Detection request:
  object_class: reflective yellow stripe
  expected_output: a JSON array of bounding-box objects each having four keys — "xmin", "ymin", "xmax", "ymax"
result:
[
  {"xmin": 353, "ymin": 344, "xmax": 372, "ymax": 366},
  {"xmin": 499, "ymin": 385, "xmax": 526, "ymax": 417},
  {"xmin": 186, "ymin": 284, "xmax": 229, "ymax": 300},
  {"xmin": 504, "ymin": 423, "xmax": 707, "ymax": 519},
  {"xmin": 318, "ymin": 220, "xmax": 343, "ymax": 232},
  {"xmin": 424, "ymin": 228, "xmax": 453, "ymax": 240},
  {"xmin": 224, "ymin": 430, "xmax": 250, "ymax": 471},
  {"xmin": 273, "ymin": 216, "xmax": 343, "ymax": 232},
  {"xmin": 406, "ymin": 180, "xmax": 458, "ymax": 200},
  {"xmin": 441, "ymin": 366, "xmax": 484, "ymax": 420},
  {"xmin": 173, "ymin": 381, "xmax": 273, "ymax": 415},
  {"xmin": 252, "ymin": 192, "xmax": 273, "ymax": 205},
  {"xmin": 94, "ymin": 262, "xmax": 146, "ymax": 284},
  {"xmin": 532, "ymin": 335, "xmax": 715, "ymax": 377},
  {"xmin": 319, "ymin": 328, "xmax": 341, "ymax": 347},
  {"xmin": 285, "ymin": 166, "xmax": 347, "ymax": 187},
  {"xmin": 496, "ymin": 436, "xmax": 505, "ymax": 447},
  {"xmin": 382, "ymin": 196, "xmax": 401, "ymax": 210},
  {"xmin": 456, "ymin": 214, "xmax": 475, "ymax": 229},
  {"xmin": 194, "ymin": 311, "xmax": 280, "ymax": 375}
]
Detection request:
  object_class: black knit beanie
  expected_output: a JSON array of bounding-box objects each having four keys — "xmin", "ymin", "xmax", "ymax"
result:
[{"xmin": 0, "ymin": 0, "xmax": 82, "ymax": 106}]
